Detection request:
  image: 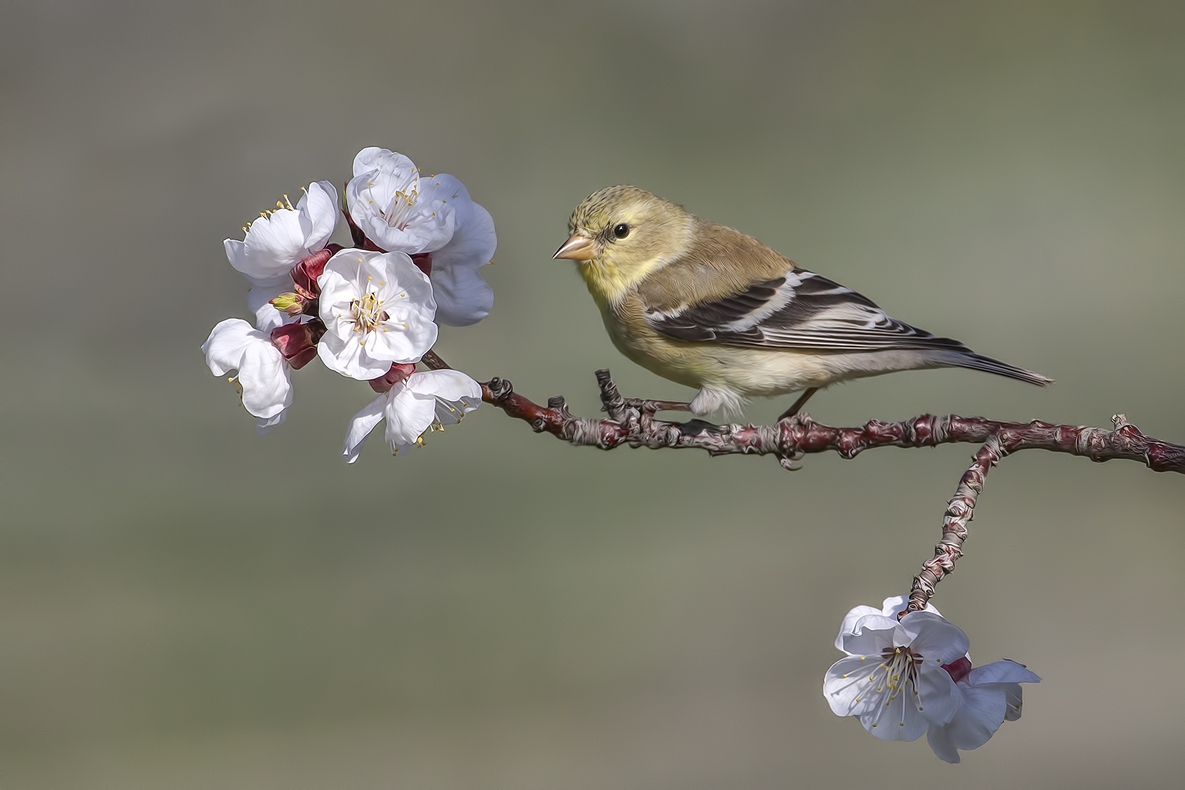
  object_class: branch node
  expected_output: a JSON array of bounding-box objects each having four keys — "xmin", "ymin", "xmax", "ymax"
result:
[
  {"xmin": 595, "ymin": 369, "xmax": 630, "ymax": 422},
  {"xmin": 485, "ymin": 377, "xmax": 514, "ymax": 402},
  {"xmin": 547, "ymin": 395, "xmax": 574, "ymax": 419}
]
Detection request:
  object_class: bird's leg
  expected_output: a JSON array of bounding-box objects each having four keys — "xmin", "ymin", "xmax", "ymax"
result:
[
  {"xmin": 623, "ymin": 398, "xmax": 693, "ymax": 417},
  {"xmin": 777, "ymin": 388, "xmax": 819, "ymax": 421}
]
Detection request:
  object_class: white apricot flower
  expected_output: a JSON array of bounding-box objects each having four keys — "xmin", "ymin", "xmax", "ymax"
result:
[
  {"xmin": 343, "ymin": 370, "xmax": 482, "ymax": 462},
  {"xmin": 346, "ymin": 148, "xmax": 456, "ymax": 254},
  {"xmin": 824, "ymin": 607, "xmax": 968, "ymax": 741},
  {"xmin": 316, "ymin": 249, "xmax": 438, "ymax": 380},
  {"xmin": 225, "ymin": 181, "xmax": 338, "ymax": 283},
  {"xmin": 421, "ymin": 174, "xmax": 496, "ymax": 326},
  {"xmin": 201, "ymin": 318, "xmax": 292, "ymax": 435},
  {"xmin": 926, "ymin": 659, "xmax": 1040, "ymax": 763}
]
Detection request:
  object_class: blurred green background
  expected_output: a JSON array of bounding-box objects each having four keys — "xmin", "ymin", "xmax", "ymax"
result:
[{"xmin": 2, "ymin": 1, "xmax": 1183, "ymax": 787}]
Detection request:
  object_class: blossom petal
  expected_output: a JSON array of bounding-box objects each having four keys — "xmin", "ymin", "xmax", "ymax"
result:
[
  {"xmin": 823, "ymin": 655, "xmax": 883, "ymax": 718},
  {"xmin": 925, "ymin": 717, "xmax": 963, "ymax": 764},
  {"xmin": 361, "ymin": 318, "xmax": 439, "ymax": 368},
  {"xmin": 236, "ymin": 339, "xmax": 291, "ymax": 418},
  {"xmin": 926, "ymin": 683, "xmax": 1006, "ymax": 762},
  {"xmin": 428, "ymin": 187, "xmax": 495, "ymax": 326},
  {"xmin": 257, "ymin": 410, "xmax": 287, "ymax": 436},
  {"xmin": 432, "ymin": 262, "xmax": 494, "ymax": 327},
  {"xmin": 202, "ymin": 318, "xmax": 255, "ymax": 376},
  {"xmin": 317, "ymin": 327, "xmax": 392, "ymax": 380},
  {"xmin": 404, "ymin": 369, "xmax": 482, "ymax": 401},
  {"xmin": 899, "ymin": 612, "xmax": 970, "ymax": 664},
  {"xmin": 915, "ymin": 664, "xmax": 963, "ymax": 726},
  {"xmin": 967, "ymin": 660, "xmax": 1038, "ymax": 723},
  {"xmin": 342, "ymin": 395, "xmax": 387, "ymax": 463},
  {"xmin": 226, "ymin": 209, "xmax": 308, "ymax": 280},
  {"xmin": 384, "ymin": 383, "xmax": 439, "ymax": 449},
  {"xmin": 835, "ymin": 604, "xmax": 883, "ymax": 651},
  {"xmin": 353, "ymin": 146, "xmax": 415, "ymax": 179},
  {"xmin": 966, "ymin": 659, "xmax": 1041, "ymax": 687},
  {"xmin": 860, "ymin": 681, "xmax": 932, "ymax": 742},
  {"xmin": 880, "ymin": 594, "xmax": 940, "ymax": 618},
  {"xmin": 300, "ymin": 181, "xmax": 338, "ymax": 251},
  {"xmin": 839, "ymin": 614, "xmax": 898, "ymax": 656}
]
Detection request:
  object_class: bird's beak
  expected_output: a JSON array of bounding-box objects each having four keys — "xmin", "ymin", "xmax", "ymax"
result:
[{"xmin": 553, "ymin": 233, "xmax": 596, "ymax": 261}]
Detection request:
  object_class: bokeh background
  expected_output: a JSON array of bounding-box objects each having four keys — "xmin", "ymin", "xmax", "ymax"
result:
[{"xmin": 3, "ymin": 1, "xmax": 1184, "ymax": 787}]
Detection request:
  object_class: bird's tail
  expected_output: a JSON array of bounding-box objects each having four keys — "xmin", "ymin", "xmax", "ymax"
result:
[{"xmin": 936, "ymin": 350, "xmax": 1053, "ymax": 387}]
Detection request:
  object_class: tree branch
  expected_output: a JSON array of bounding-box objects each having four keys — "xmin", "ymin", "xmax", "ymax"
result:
[
  {"xmin": 459, "ymin": 366, "xmax": 1183, "ymax": 613},
  {"xmin": 473, "ymin": 367, "xmax": 1185, "ymax": 475}
]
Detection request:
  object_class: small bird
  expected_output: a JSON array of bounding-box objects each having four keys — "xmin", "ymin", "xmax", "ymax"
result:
[{"xmin": 554, "ymin": 185, "xmax": 1050, "ymax": 419}]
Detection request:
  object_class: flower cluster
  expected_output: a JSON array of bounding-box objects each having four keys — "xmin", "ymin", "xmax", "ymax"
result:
[
  {"xmin": 202, "ymin": 148, "xmax": 491, "ymax": 460},
  {"xmin": 823, "ymin": 595, "xmax": 1039, "ymax": 763}
]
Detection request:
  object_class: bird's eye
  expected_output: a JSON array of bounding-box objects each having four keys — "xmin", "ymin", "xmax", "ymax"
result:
[{"xmin": 612, "ymin": 223, "xmax": 630, "ymax": 240}]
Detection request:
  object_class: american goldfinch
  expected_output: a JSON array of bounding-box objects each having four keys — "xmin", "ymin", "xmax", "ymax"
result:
[{"xmin": 554, "ymin": 185, "xmax": 1051, "ymax": 418}]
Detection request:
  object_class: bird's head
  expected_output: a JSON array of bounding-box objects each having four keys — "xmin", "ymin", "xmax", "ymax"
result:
[{"xmin": 554, "ymin": 185, "xmax": 692, "ymax": 304}]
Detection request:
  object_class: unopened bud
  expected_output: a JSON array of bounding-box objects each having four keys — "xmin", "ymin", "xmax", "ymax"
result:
[
  {"xmin": 369, "ymin": 362, "xmax": 417, "ymax": 393},
  {"xmin": 269, "ymin": 292, "xmax": 306, "ymax": 316},
  {"xmin": 270, "ymin": 319, "xmax": 327, "ymax": 370},
  {"xmin": 290, "ymin": 245, "xmax": 340, "ymax": 297},
  {"xmin": 941, "ymin": 655, "xmax": 973, "ymax": 684}
]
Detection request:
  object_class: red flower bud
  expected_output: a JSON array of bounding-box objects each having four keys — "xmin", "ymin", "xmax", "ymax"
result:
[
  {"xmin": 368, "ymin": 362, "xmax": 418, "ymax": 393},
  {"xmin": 941, "ymin": 655, "xmax": 973, "ymax": 684},
  {"xmin": 290, "ymin": 246, "xmax": 339, "ymax": 298},
  {"xmin": 270, "ymin": 320, "xmax": 326, "ymax": 370}
]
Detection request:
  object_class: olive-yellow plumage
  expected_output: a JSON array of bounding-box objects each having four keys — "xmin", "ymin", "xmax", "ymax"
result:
[{"xmin": 554, "ymin": 185, "xmax": 1050, "ymax": 417}]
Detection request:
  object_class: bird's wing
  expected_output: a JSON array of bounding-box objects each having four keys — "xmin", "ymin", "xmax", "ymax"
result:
[{"xmin": 644, "ymin": 268, "xmax": 970, "ymax": 353}]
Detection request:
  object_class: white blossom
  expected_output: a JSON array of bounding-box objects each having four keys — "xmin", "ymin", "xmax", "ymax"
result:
[
  {"xmin": 201, "ymin": 318, "xmax": 292, "ymax": 435},
  {"xmin": 346, "ymin": 148, "xmax": 456, "ymax": 254},
  {"xmin": 824, "ymin": 606, "xmax": 968, "ymax": 741},
  {"xmin": 316, "ymin": 249, "xmax": 438, "ymax": 380},
  {"xmin": 343, "ymin": 370, "xmax": 482, "ymax": 462}
]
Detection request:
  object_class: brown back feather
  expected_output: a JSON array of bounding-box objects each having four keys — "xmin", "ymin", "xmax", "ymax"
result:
[{"xmin": 634, "ymin": 218, "xmax": 797, "ymax": 312}]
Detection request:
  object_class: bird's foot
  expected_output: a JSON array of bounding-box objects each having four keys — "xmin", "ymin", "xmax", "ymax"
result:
[{"xmin": 594, "ymin": 369, "xmax": 693, "ymax": 421}]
